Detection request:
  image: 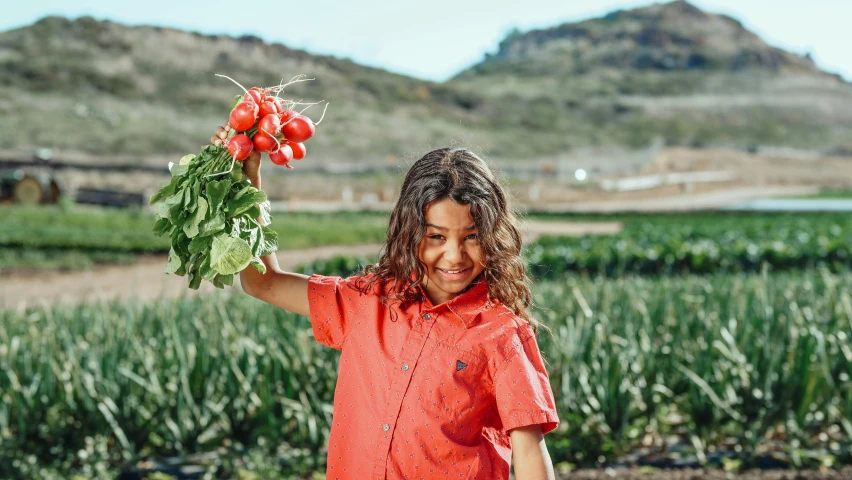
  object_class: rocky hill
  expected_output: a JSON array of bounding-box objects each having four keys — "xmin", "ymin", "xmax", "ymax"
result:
[{"xmin": 1, "ymin": 1, "xmax": 850, "ymax": 165}]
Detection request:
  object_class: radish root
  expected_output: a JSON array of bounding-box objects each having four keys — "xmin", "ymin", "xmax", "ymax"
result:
[{"xmin": 215, "ymin": 74, "xmax": 249, "ymax": 94}]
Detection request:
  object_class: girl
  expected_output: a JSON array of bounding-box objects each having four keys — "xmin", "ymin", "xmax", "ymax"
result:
[{"xmin": 212, "ymin": 127, "xmax": 559, "ymax": 480}]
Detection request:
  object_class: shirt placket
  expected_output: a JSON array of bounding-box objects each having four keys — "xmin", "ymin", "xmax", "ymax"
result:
[{"xmin": 370, "ymin": 308, "xmax": 439, "ymax": 480}]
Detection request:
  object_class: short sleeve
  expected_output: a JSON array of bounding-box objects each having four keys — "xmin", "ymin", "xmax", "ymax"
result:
[
  {"xmin": 307, "ymin": 274, "xmax": 356, "ymax": 350},
  {"xmin": 494, "ymin": 327, "xmax": 559, "ymax": 435}
]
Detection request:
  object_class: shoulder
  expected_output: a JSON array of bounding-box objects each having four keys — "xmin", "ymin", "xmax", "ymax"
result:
[
  {"xmin": 477, "ymin": 302, "xmax": 537, "ymax": 377},
  {"xmin": 309, "ymin": 273, "xmax": 378, "ymax": 292}
]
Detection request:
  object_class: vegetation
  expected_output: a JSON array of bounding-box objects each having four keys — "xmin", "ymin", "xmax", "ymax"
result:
[
  {"xmin": 2, "ymin": 270, "xmax": 850, "ymax": 478},
  {"xmin": 526, "ymin": 212, "xmax": 852, "ymax": 278},
  {"xmin": 0, "ymin": 205, "xmax": 387, "ymax": 273}
]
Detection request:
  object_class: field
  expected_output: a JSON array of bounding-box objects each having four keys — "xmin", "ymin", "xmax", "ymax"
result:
[
  {"xmin": 2, "ymin": 270, "xmax": 851, "ymax": 479},
  {"xmin": 0, "ymin": 204, "xmax": 388, "ymax": 273},
  {"xmin": 2, "ymin": 208, "xmax": 852, "ymax": 479}
]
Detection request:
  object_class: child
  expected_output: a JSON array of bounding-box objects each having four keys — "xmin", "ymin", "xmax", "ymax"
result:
[{"xmin": 212, "ymin": 127, "xmax": 559, "ymax": 480}]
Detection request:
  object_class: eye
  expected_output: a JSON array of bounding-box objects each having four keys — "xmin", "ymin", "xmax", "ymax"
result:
[
  {"xmin": 428, "ymin": 234, "xmax": 445, "ymax": 240},
  {"xmin": 466, "ymin": 234, "xmax": 479, "ymax": 241}
]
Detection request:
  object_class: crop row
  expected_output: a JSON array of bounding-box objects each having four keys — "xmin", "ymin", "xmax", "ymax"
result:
[
  {"xmin": 527, "ymin": 213, "xmax": 851, "ymax": 277},
  {"xmin": 2, "ymin": 270, "xmax": 850, "ymax": 478}
]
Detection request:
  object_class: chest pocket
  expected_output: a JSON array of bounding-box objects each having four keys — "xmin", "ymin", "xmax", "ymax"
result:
[{"xmin": 416, "ymin": 341, "xmax": 486, "ymax": 418}]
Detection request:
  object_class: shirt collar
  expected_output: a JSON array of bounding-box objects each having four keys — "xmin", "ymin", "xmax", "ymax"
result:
[{"xmin": 418, "ymin": 276, "xmax": 490, "ymax": 329}]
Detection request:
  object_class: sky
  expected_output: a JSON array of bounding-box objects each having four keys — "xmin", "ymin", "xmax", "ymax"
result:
[{"xmin": 2, "ymin": 0, "xmax": 849, "ymax": 82}]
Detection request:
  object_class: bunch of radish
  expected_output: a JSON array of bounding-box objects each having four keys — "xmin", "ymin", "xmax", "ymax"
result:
[
  {"xmin": 148, "ymin": 74, "xmax": 328, "ymax": 290},
  {"xmin": 224, "ymin": 75, "xmax": 327, "ymax": 169}
]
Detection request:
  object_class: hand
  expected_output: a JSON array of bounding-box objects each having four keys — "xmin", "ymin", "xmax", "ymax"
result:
[{"xmin": 210, "ymin": 124, "xmax": 262, "ymax": 182}]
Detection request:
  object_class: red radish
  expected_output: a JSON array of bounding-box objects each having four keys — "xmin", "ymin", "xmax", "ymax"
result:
[
  {"xmin": 279, "ymin": 109, "xmax": 297, "ymax": 124},
  {"xmin": 269, "ymin": 144, "xmax": 294, "ymax": 167},
  {"xmin": 258, "ymin": 97, "xmax": 281, "ymax": 118},
  {"xmin": 282, "ymin": 115, "xmax": 315, "ymax": 143},
  {"xmin": 245, "ymin": 87, "xmax": 264, "ymax": 104},
  {"xmin": 288, "ymin": 141, "xmax": 306, "ymax": 160},
  {"xmin": 253, "ymin": 132, "xmax": 278, "ymax": 153},
  {"xmin": 229, "ymin": 102, "xmax": 258, "ymax": 131},
  {"xmin": 258, "ymin": 114, "xmax": 281, "ymax": 136},
  {"xmin": 226, "ymin": 134, "xmax": 254, "ymax": 161}
]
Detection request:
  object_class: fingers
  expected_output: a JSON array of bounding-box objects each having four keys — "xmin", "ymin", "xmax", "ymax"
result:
[{"xmin": 211, "ymin": 124, "xmax": 232, "ymax": 146}]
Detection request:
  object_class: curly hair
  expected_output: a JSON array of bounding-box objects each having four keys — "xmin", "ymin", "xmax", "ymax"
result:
[{"xmin": 356, "ymin": 147, "xmax": 541, "ymax": 332}]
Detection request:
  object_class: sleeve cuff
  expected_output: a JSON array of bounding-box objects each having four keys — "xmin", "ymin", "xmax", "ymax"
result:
[{"xmin": 502, "ymin": 410, "xmax": 560, "ymax": 436}]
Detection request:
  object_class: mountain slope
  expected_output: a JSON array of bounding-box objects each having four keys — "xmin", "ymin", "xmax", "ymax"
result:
[
  {"xmin": 1, "ymin": 2, "xmax": 851, "ymax": 164},
  {"xmin": 450, "ymin": 0, "xmax": 852, "ymax": 150}
]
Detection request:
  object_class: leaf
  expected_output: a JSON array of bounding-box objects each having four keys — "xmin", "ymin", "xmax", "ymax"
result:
[
  {"xmin": 153, "ymin": 217, "xmax": 172, "ymax": 237},
  {"xmin": 227, "ymin": 190, "xmax": 267, "ymax": 218},
  {"xmin": 210, "ymin": 234, "xmax": 253, "ymax": 275},
  {"xmin": 250, "ymin": 257, "xmax": 267, "ymax": 275},
  {"xmin": 229, "ymin": 94, "xmax": 244, "ymax": 112},
  {"xmin": 179, "ymin": 153, "xmax": 196, "ymax": 165},
  {"xmin": 183, "ymin": 196, "xmax": 208, "ymax": 238},
  {"xmin": 257, "ymin": 225, "xmax": 279, "ymax": 257},
  {"xmin": 206, "ymin": 179, "xmax": 232, "ymax": 214},
  {"xmin": 246, "ymin": 204, "xmax": 261, "ymax": 219},
  {"xmin": 198, "ymin": 212, "xmax": 226, "ymax": 237},
  {"xmin": 188, "ymin": 271, "xmax": 202, "ymax": 290},
  {"xmin": 170, "ymin": 163, "xmax": 190, "ymax": 177},
  {"xmin": 199, "ymin": 254, "xmax": 217, "ymax": 281},
  {"xmin": 188, "ymin": 235, "xmax": 213, "ymax": 255},
  {"xmin": 185, "ymin": 180, "xmax": 199, "ymax": 213},
  {"xmin": 165, "ymin": 248, "xmax": 182, "ymax": 274},
  {"xmin": 258, "ymin": 200, "xmax": 272, "ymax": 225},
  {"xmin": 149, "ymin": 176, "xmax": 181, "ymax": 205},
  {"xmin": 219, "ymin": 273, "xmax": 234, "ymax": 286}
]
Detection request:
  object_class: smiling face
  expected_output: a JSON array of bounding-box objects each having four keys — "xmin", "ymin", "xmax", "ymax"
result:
[{"xmin": 417, "ymin": 197, "xmax": 486, "ymax": 306}]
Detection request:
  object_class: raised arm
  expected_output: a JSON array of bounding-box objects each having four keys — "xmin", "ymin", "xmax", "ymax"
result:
[{"xmin": 212, "ymin": 125, "xmax": 310, "ymax": 316}]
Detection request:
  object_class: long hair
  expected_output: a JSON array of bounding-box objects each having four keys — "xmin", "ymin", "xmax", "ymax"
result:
[{"xmin": 357, "ymin": 147, "xmax": 541, "ymax": 332}]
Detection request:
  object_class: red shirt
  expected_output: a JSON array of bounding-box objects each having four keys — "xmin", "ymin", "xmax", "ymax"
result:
[{"xmin": 308, "ymin": 274, "xmax": 559, "ymax": 480}]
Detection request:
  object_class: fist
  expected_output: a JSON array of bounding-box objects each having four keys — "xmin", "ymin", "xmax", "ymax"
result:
[{"xmin": 211, "ymin": 124, "xmax": 261, "ymax": 180}]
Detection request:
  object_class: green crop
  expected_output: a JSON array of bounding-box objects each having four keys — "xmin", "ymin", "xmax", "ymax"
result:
[
  {"xmin": 2, "ymin": 270, "xmax": 851, "ymax": 477},
  {"xmin": 149, "ymin": 147, "xmax": 278, "ymax": 289}
]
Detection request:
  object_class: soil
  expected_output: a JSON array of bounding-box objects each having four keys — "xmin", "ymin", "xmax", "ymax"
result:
[{"xmin": 552, "ymin": 466, "xmax": 852, "ymax": 479}]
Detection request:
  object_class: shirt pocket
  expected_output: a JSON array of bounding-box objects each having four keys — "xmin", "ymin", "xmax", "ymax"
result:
[{"xmin": 418, "ymin": 342, "xmax": 486, "ymax": 418}]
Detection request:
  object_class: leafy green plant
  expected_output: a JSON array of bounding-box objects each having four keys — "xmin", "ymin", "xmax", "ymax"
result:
[{"xmin": 149, "ymin": 147, "xmax": 278, "ymax": 289}]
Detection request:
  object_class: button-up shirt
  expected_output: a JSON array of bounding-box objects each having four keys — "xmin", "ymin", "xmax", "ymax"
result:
[{"xmin": 308, "ymin": 274, "xmax": 559, "ymax": 480}]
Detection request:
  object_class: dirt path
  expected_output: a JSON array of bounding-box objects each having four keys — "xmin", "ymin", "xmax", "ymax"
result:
[{"xmin": 1, "ymin": 220, "xmax": 620, "ymax": 309}]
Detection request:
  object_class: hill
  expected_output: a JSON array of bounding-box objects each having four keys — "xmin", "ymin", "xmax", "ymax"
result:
[{"xmin": 1, "ymin": 1, "xmax": 850, "ymax": 166}]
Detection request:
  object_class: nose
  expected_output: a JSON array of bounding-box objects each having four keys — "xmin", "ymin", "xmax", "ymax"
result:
[{"xmin": 444, "ymin": 240, "xmax": 466, "ymax": 263}]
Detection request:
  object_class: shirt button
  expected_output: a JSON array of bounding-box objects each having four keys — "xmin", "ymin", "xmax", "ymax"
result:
[
  {"xmin": 422, "ymin": 313, "xmax": 431, "ymax": 321},
  {"xmin": 402, "ymin": 363, "xmax": 409, "ymax": 371},
  {"xmin": 382, "ymin": 423, "xmax": 390, "ymax": 432}
]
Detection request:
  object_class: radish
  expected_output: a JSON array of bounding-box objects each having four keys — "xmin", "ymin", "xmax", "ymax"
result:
[
  {"xmin": 279, "ymin": 109, "xmax": 297, "ymax": 125},
  {"xmin": 229, "ymin": 102, "xmax": 258, "ymax": 132},
  {"xmin": 258, "ymin": 97, "xmax": 281, "ymax": 118},
  {"xmin": 253, "ymin": 132, "xmax": 278, "ymax": 153},
  {"xmin": 245, "ymin": 87, "xmax": 265, "ymax": 104},
  {"xmin": 269, "ymin": 144, "xmax": 294, "ymax": 167},
  {"xmin": 282, "ymin": 115, "xmax": 315, "ymax": 143},
  {"xmin": 226, "ymin": 134, "xmax": 254, "ymax": 161},
  {"xmin": 258, "ymin": 114, "xmax": 281, "ymax": 136},
  {"xmin": 288, "ymin": 141, "xmax": 306, "ymax": 160}
]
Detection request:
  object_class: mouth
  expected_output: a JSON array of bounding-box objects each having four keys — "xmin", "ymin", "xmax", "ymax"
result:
[{"xmin": 436, "ymin": 267, "xmax": 473, "ymax": 281}]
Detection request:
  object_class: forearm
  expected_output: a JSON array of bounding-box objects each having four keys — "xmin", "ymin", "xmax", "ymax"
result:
[
  {"xmin": 239, "ymin": 172, "xmax": 282, "ymax": 290},
  {"xmin": 512, "ymin": 440, "xmax": 555, "ymax": 480}
]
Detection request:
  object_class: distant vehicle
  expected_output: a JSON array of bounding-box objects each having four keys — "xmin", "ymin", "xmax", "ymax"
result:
[{"xmin": 0, "ymin": 149, "xmax": 62, "ymax": 205}]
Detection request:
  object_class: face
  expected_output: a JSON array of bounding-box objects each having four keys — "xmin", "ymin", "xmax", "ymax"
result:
[{"xmin": 417, "ymin": 197, "xmax": 486, "ymax": 305}]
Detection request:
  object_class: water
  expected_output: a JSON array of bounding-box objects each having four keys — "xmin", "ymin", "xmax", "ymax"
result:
[{"xmin": 725, "ymin": 199, "xmax": 852, "ymax": 212}]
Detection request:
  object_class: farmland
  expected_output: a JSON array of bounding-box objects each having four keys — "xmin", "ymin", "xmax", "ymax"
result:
[
  {"xmin": 0, "ymin": 205, "xmax": 388, "ymax": 273},
  {"xmin": 1, "ymin": 269, "xmax": 850, "ymax": 479},
  {"xmin": 2, "ymin": 205, "xmax": 852, "ymax": 478}
]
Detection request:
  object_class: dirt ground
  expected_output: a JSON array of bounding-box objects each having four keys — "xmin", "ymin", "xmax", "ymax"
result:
[
  {"xmin": 0, "ymin": 220, "xmax": 620, "ymax": 309},
  {"xmin": 552, "ymin": 466, "xmax": 852, "ymax": 479}
]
